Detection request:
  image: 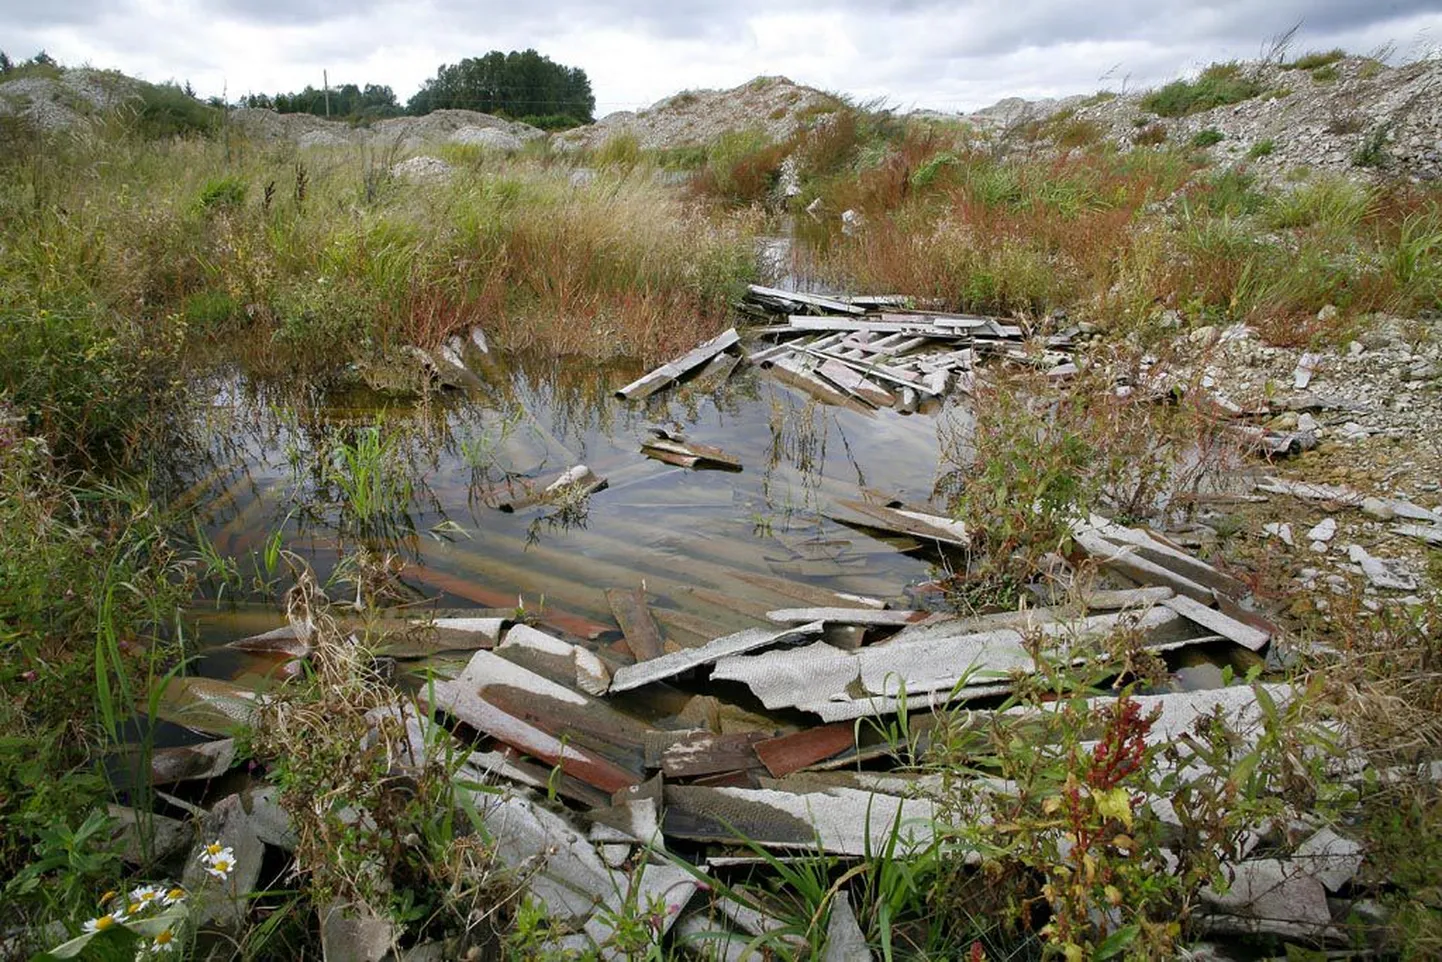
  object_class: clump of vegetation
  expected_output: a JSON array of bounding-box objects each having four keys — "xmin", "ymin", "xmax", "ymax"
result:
[
  {"xmin": 1188, "ymin": 128, "xmax": 1224, "ymax": 148},
  {"xmin": 1246, "ymin": 138, "xmax": 1275, "ymax": 159},
  {"xmin": 1286, "ymin": 48, "xmax": 1347, "ymax": 70},
  {"xmin": 1311, "ymin": 64, "xmax": 1340, "ymax": 83},
  {"xmin": 1140, "ymin": 62, "xmax": 1264, "ymax": 117},
  {"xmin": 1133, "ymin": 123, "xmax": 1169, "ymax": 146},
  {"xmin": 1353, "ymin": 125, "xmax": 1392, "ymax": 168}
]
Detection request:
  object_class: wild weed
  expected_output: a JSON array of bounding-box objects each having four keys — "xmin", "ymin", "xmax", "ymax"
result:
[{"xmin": 1141, "ymin": 62, "xmax": 1263, "ymax": 117}]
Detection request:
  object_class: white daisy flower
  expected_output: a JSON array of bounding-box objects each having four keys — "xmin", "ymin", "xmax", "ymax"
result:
[
  {"xmin": 151, "ymin": 929, "xmax": 177, "ymax": 953},
  {"xmin": 161, "ymin": 886, "xmax": 187, "ymax": 906},
  {"xmin": 129, "ymin": 884, "xmax": 164, "ymax": 908},
  {"xmin": 204, "ymin": 855, "xmax": 236, "ymax": 879},
  {"xmin": 82, "ymin": 911, "xmax": 126, "ymax": 934},
  {"xmin": 199, "ymin": 841, "xmax": 233, "ymax": 863}
]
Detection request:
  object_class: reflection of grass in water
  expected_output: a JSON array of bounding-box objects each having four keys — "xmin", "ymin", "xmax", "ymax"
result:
[{"xmin": 525, "ymin": 483, "xmax": 595, "ymax": 546}]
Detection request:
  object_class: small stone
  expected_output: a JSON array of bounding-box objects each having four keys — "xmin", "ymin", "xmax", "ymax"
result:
[
  {"xmin": 1317, "ymin": 304, "xmax": 1339, "ymax": 323},
  {"xmin": 1190, "ymin": 325, "xmax": 1217, "ymax": 345},
  {"xmin": 1296, "ymin": 413, "xmax": 1319, "ymax": 432},
  {"xmin": 1360, "ymin": 497, "xmax": 1396, "ymax": 521},
  {"xmin": 1306, "ymin": 517, "xmax": 1338, "ymax": 542},
  {"xmin": 1311, "ymin": 541, "xmax": 1329, "ymax": 553},
  {"xmin": 1347, "ymin": 340, "xmax": 1365, "ymax": 357},
  {"xmin": 1263, "ymin": 522, "xmax": 1295, "ymax": 546}
]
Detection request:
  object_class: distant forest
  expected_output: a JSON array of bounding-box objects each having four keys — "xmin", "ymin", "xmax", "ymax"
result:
[{"xmin": 241, "ymin": 49, "xmax": 595, "ymax": 129}]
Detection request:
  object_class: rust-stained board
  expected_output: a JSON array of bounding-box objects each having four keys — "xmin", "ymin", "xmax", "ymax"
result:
[
  {"xmin": 754, "ymin": 725, "xmax": 857, "ymax": 778},
  {"xmin": 608, "ymin": 622, "xmax": 825, "ymax": 694},
  {"xmin": 606, "ymin": 587, "xmax": 664, "ymax": 661},
  {"xmin": 644, "ymin": 730, "xmax": 766, "ymax": 779},
  {"xmin": 662, "ymin": 785, "xmax": 936, "ymax": 856},
  {"xmin": 427, "ymin": 651, "xmax": 646, "ymax": 794}
]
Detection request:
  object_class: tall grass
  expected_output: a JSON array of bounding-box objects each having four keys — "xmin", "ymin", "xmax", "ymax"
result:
[{"xmin": 0, "ymin": 131, "xmax": 759, "ymax": 369}]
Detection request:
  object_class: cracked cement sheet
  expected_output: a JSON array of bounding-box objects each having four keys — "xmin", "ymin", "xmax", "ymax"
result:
[
  {"xmin": 1006, "ymin": 684, "xmax": 1293, "ymax": 748},
  {"xmin": 663, "ymin": 785, "xmax": 936, "ymax": 856},
  {"xmin": 1200, "ymin": 858, "xmax": 1334, "ymax": 941},
  {"xmin": 712, "ymin": 641, "xmax": 861, "ymax": 710},
  {"xmin": 857, "ymin": 607, "xmax": 1181, "ymax": 697},
  {"xmin": 609, "ymin": 622, "xmax": 824, "ymax": 693}
]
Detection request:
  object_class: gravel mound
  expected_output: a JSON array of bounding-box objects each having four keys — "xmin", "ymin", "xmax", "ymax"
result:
[
  {"xmin": 958, "ymin": 56, "xmax": 1442, "ymax": 182},
  {"xmin": 0, "ymin": 68, "xmax": 143, "ymax": 132},
  {"xmin": 225, "ymin": 105, "xmax": 542, "ymax": 150},
  {"xmin": 553, "ymin": 76, "xmax": 842, "ymax": 151},
  {"xmin": 391, "ymin": 156, "xmax": 453, "ymax": 181}
]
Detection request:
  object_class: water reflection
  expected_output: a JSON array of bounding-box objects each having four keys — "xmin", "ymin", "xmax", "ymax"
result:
[{"xmin": 178, "ymin": 347, "xmax": 952, "ymax": 638}]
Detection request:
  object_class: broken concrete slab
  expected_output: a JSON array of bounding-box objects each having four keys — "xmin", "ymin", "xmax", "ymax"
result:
[
  {"xmin": 150, "ymin": 738, "xmax": 237, "ymax": 784},
  {"xmin": 662, "ymin": 785, "xmax": 935, "ymax": 856},
  {"xmin": 1347, "ymin": 544, "xmax": 1418, "ymax": 591},
  {"xmin": 609, "ymin": 622, "xmax": 824, "ymax": 694},
  {"xmin": 1293, "ymin": 825, "xmax": 1364, "ymax": 893},
  {"xmin": 823, "ymin": 893, "xmax": 871, "ymax": 962},
  {"xmin": 616, "ymin": 328, "xmax": 741, "ymax": 400},
  {"xmin": 182, "ymin": 792, "xmax": 266, "ymax": 925},
  {"xmin": 320, "ymin": 900, "xmax": 396, "ymax": 962},
  {"xmin": 1200, "ymin": 858, "xmax": 1333, "ymax": 941},
  {"xmin": 1160, "ymin": 594, "xmax": 1271, "ymax": 651},
  {"xmin": 106, "ymin": 805, "xmax": 192, "ymax": 865}
]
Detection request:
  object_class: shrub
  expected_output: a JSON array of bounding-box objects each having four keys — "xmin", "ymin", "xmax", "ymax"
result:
[
  {"xmin": 1311, "ymin": 64, "xmax": 1340, "ymax": 83},
  {"xmin": 1188, "ymin": 128, "xmax": 1224, "ymax": 148},
  {"xmin": 131, "ymin": 81, "xmax": 220, "ymax": 138},
  {"xmin": 1140, "ymin": 62, "xmax": 1263, "ymax": 117}
]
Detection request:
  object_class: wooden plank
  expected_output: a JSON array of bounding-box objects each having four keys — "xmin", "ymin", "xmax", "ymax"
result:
[
  {"xmin": 609, "ymin": 622, "xmax": 824, "ymax": 694},
  {"xmin": 746, "ymin": 284, "xmax": 865, "ymax": 315},
  {"xmin": 607, "ymin": 587, "xmax": 664, "ymax": 661},
  {"xmin": 817, "ymin": 359, "xmax": 896, "ymax": 407},
  {"xmin": 615, "ymin": 328, "xmax": 740, "ymax": 400},
  {"xmin": 1162, "ymin": 594, "xmax": 1270, "ymax": 651},
  {"xmin": 766, "ymin": 608, "xmax": 926, "ymax": 626},
  {"xmin": 755, "ymin": 725, "xmax": 856, "ymax": 778}
]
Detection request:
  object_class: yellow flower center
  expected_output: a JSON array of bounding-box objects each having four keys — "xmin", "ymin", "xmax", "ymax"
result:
[
  {"xmin": 155, "ymin": 930, "xmax": 174, "ymax": 945},
  {"xmin": 95, "ymin": 915, "xmax": 116, "ymax": 931},
  {"xmin": 213, "ymin": 859, "xmax": 232, "ymax": 872},
  {"xmin": 167, "ymin": 888, "xmax": 186, "ymax": 902}
]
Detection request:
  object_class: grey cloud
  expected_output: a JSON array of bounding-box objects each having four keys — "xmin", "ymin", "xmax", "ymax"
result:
[{"xmin": 0, "ymin": 0, "xmax": 121, "ymax": 28}]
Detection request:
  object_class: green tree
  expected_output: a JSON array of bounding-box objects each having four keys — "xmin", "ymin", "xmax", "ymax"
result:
[{"xmin": 407, "ymin": 48, "xmax": 594, "ymax": 124}]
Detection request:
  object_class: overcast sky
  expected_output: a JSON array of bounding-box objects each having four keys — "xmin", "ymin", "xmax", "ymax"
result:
[{"xmin": 3, "ymin": 1, "xmax": 1440, "ymax": 114}]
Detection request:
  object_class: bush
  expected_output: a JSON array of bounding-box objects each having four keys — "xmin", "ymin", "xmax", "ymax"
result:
[
  {"xmin": 197, "ymin": 175, "xmax": 247, "ymax": 211},
  {"xmin": 1133, "ymin": 123, "xmax": 1168, "ymax": 146},
  {"xmin": 1140, "ymin": 62, "xmax": 1263, "ymax": 117},
  {"xmin": 131, "ymin": 81, "xmax": 220, "ymax": 138},
  {"xmin": 1353, "ymin": 125, "xmax": 1391, "ymax": 168},
  {"xmin": 1188, "ymin": 128, "xmax": 1224, "ymax": 148}
]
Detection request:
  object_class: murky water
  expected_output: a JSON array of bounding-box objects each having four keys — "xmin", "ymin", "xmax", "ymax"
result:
[{"xmin": 178, "ymin": 349, "xmax": 956, "ymax": 663}]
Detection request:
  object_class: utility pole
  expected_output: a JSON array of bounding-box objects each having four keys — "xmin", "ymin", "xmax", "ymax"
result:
[{"xmin": 323, "ymin": 69, "xmax": 330, "ymax": 118}]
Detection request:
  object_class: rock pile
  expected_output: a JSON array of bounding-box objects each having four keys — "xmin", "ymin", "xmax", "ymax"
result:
[
  {"xmin": 962, "ymin": 56, "xmax": 1442, "ymax": 182},
  {"xmin": 552, "ymin": 75, "xmax": 841, "ymax": 151}
]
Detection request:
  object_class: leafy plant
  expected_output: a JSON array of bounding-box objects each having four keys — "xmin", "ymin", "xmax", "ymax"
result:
[
  {"xmin": 1188, "ymin": 128, "xmax": 1224, "ymax": 148},
  {"xmin": 1141, "ymin": 62, "xmax": 1263, "ymax": 118}
]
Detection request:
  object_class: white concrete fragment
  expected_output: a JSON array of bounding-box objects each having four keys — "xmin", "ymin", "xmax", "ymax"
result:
[
  {"xmin": 1347, "ymin": 544, "xmax": 1418, "ymax": 591},
  {"xmin": 1305, "ymin": 517, "xmax": 1337, "ymax": 543},
  {"xmin": 1201, "ymin": 859, "xmax": 1332, "ymax": 940},
  {"xmin": 1294, "ymin": 826, "xmax": 1364, "ymax": 892}
]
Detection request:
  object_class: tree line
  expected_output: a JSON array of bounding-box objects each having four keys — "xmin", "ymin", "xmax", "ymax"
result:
[{"xmin": 241, "ymin": 49, "xmax": 595, "ymax": 129}]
